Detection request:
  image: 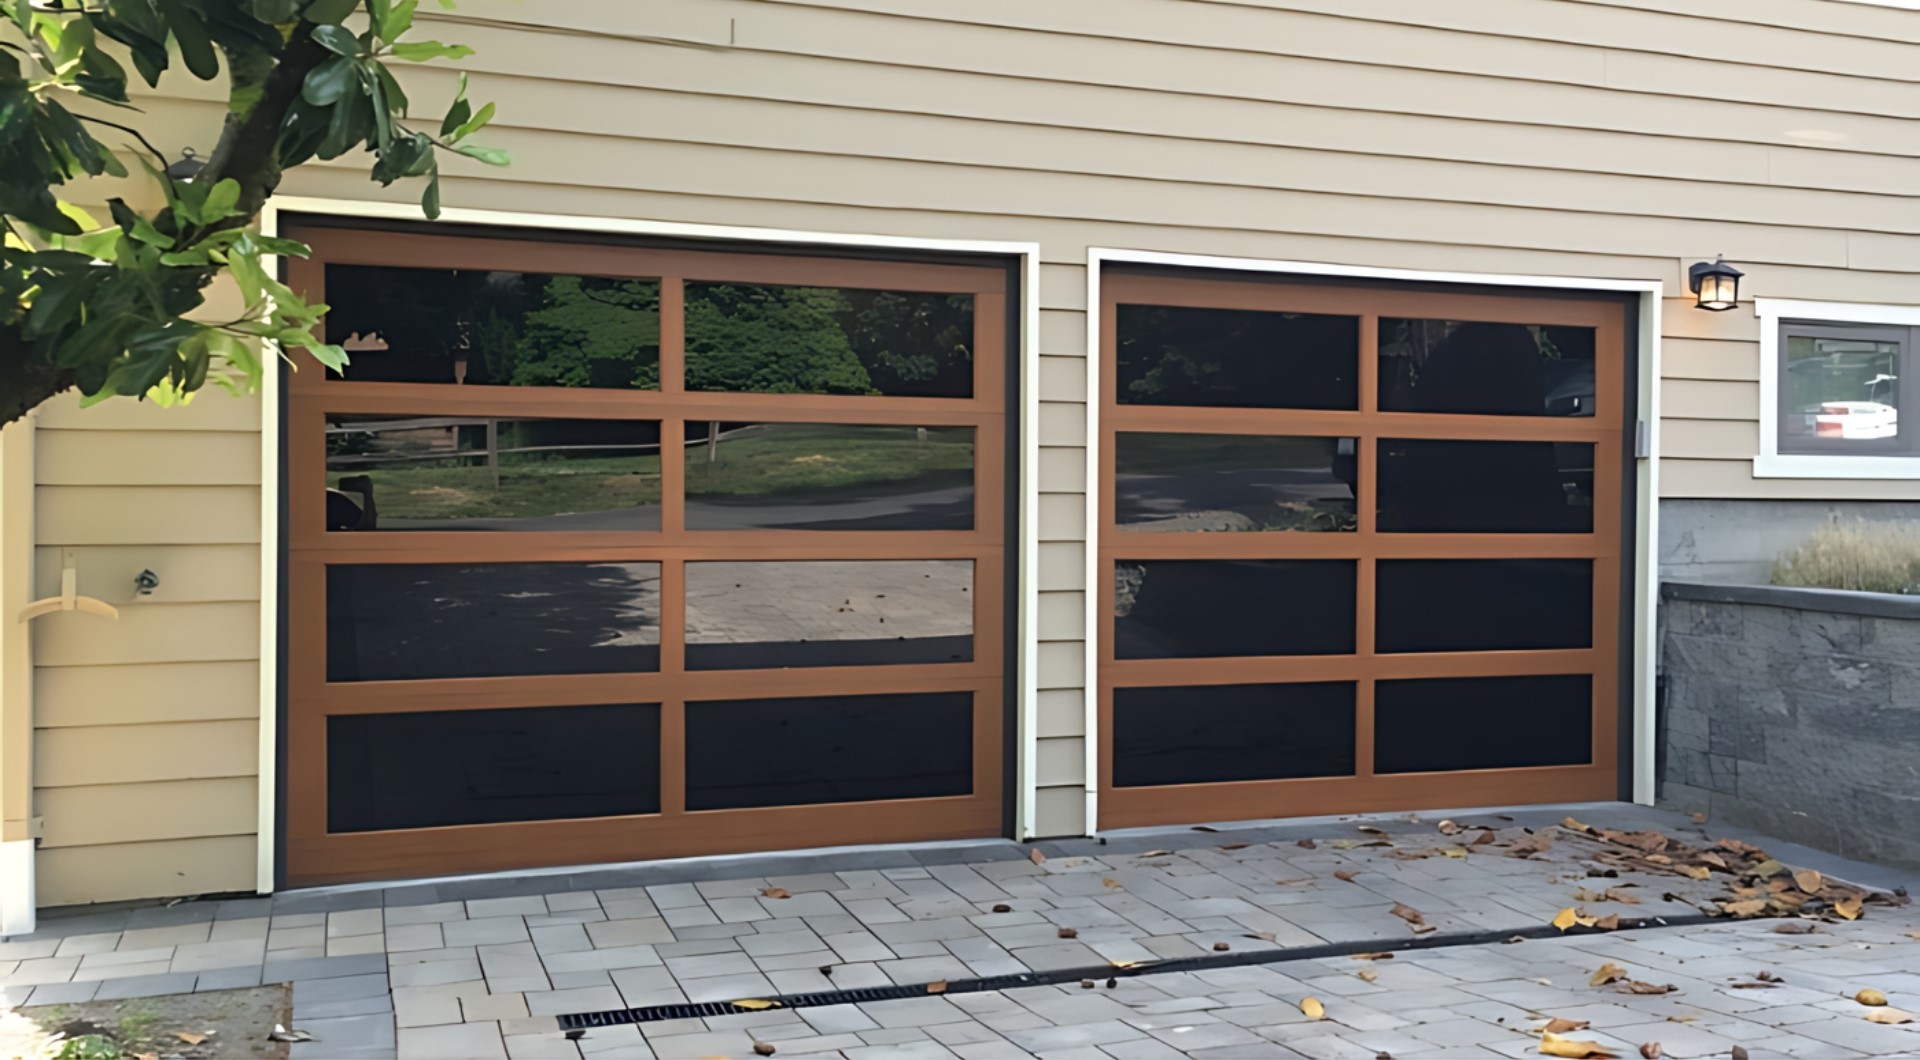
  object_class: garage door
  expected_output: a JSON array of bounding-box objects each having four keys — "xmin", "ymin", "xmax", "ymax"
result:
[
  {"xmin": 1097, "ymin": 271, "xmax": 1628, "ymax": 828},
  {"xmin": 284, "ymin": 226, "xmax": 1008, "ymax": 886}
]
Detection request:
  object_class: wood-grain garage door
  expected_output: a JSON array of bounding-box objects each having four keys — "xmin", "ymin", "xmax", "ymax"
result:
[
  {"xmin": 1097, "ymin": 270, "xmax": 1629, "ymax": 827},
  {"xmin": 283, "ymin": 225, "xmax": 1007, "ymax": 886}
]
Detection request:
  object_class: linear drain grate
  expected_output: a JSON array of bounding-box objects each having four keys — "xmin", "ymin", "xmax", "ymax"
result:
[{"xmin": 555, "ymin": 912, "xmax": 1716, "ymax": 1031}]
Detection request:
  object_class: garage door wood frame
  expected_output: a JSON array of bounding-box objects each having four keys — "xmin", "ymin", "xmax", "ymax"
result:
[
  {"xmin": 1097, "ymin": 271, "xmax": 1626, "ymax": 827},
  {"xmin": 283, "ymin": 226, "xmax": 1007, "ymax": 886}
]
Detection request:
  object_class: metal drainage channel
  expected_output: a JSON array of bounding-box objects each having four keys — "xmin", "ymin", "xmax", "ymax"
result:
[{"xmin": 555, "ymin": 912, "xmax": 1719, "ymax": 1031}]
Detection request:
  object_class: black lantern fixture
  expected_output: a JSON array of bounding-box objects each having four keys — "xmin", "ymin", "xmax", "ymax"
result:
[
  {"xmin": 1688, "ymin": 257, "xmax": 1743, "ymax": 312},
  {"xmin": 165, "ymin": 147, "xmax": 204, "ymax": 183}
]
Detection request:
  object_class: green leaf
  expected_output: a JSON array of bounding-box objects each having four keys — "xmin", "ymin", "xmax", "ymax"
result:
[
  {"xmin": 310, "ymin": 23, "xmax": 361, "ymax": 56},
  {"xmin": 448, "ymin": 100, "xmax": 492, "ymax": 141},
  {"xmin": 251, "ymin": 0, "xmax": 302, "ymax": 22},
  {"xmin": 302, "ymin": 0, "xmax": 359, "ymax": 23},
  {"xmin": 439, "ymin": 94, "xmax": 469, "ymax": 138},
  {"xmin": 126, "ymin": 213, "xmax": 170, "ymax": 247},
  {"xmin": 229, "ymin": 246, "xmax": 267, "ymax": 306},
  {"xmin": 302, "ymin": 55, "xmax": 355, "ymax": 104},
  {"xmin": 389, "ymin": 40, "xmax": 472, "ymax": 62},
  {"xmin": 452, "ymin": 142, "xmax": 509, "ymax": 166},
  {"xmin": 202, "ymin": 178, "xmax": 242, "ymax": 221},
  {"xmin": 374, "ymin": 63, "xmax": 409, "ymax": 115},
  {"xmin": 377, "ymin": 0, "xmax": 417, "ymax": 42},
  {"xmin": 420, "ymin": 166, "xmax": 440, "ymax": 219},
  {"xmin": 157, "ymin": 0, "xmax": 220, "ymax": 79}
]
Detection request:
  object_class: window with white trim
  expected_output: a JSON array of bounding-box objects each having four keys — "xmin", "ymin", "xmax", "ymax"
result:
[{"xmin": 1755, "ymin": 299, "xmax": 1920, "ymax": 479}]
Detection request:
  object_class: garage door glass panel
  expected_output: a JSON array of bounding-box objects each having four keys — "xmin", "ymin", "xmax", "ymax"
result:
[
  {"xmin": 323, "ymin": 265, "xmax": 661, "ymax": 388},
  {"xmin": 1374, "ymin": 675, "xmax": 1592, "ymax": 773},
  {"xmin": 1115, "ymin": 560, "xmax": 1356, "ymax": 658},
  {"xmin": 1380, "ymin": 320, "xmax": 1597, "ymax": 417},
  {"xmin": 326, "ymin": 563, "xmax": 661, "ymax": 681},
  {"xmin": 327, "ymin": 704, "xmax": 661, "ymax": 832},
  {"xmin": 684, "ymin": 423, "xmax": 974, "ymax": 531},
  {"xmin": 687, "ymin": 560, "xmax": 973, "ymax": 670},
  {"xmin": 1378, "ymin": 439, "xmax": 1594, "ymax": 533},
  {"xmin": 1116, "ymin": 305, "xmax": 1357, "ymax": 410},
  {"xmin": 1114, "ymin": 433, "xmax": 1357, "ymax": 532},
  {"xmin": 686, "ymin": 692, "xmax": 973, "ymax": 809},
  {"xmin": 1377, "ymin": 560, "xmax": 1592, "ymax": 653},
  {"xmin": 1114, "ymin": 683, "xmax": 1356, "ymax": 787},
  {"xmin": 325, "ymin": 415, "xmax": 661, "ymax": 532},
  {"xmin": 684, "ymin": 283, "xmax": 974, "ymax": 398}
]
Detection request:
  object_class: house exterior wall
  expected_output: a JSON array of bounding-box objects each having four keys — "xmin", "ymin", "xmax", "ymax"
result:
[{"xmin": 13, "ymin": 0, "xmax": 1920, "ymax": 906}]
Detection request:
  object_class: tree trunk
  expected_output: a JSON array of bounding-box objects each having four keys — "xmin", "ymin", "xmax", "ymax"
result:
[{"xmin": 0, "ymin": 350, "xmax": 74, "ymax": 427}]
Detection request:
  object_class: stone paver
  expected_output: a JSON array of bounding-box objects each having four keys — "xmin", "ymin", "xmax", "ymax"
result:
[{"xmin": 6, "ymin": 804, "xmax": 1920, "ymax": 1058}]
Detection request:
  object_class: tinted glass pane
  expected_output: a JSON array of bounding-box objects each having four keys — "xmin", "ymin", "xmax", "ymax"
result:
[
  {"xmin": 1113, "ymin": 683, "xmax": 1356, "ymax": 787},
  {"xmin": 1377, "ymin": 560, "xmax": 1592, "ymax": 653},
  {"xmin": 1116, "ymin": 305, "xmax": 1357, "ymax": 409},
  {"xmin": 1377, "ymin": 439, "xmax": 1593, "ymax": 533},
  {"xmin": 1783, "ymin": 333, "xmax": 1901, "ymax": 444},
  {"xmin": 323, "ymin": 264, "xmax": 659, "ymax": 387},
  {"xmin": 685, "ymin": 693, "xmax": 972, "ymax": 809},
  {"xmin": 684, "ymin": 283, "xmax": 973, "ymax": 397},
  {"xmin": 1114, "ymin": 433, "xmax": 1357, "ymax": 533},
  {"xmin": 1115, "ymin": 560, "xmax": 1355, "ymax": 658},
  {"xmin": 326, "ymin": 563, "xmax": 660, "ymax": 681},
  {"xmin": 1374, "ymin": 675, "xmax": 1591, "ymax": 773},
  {"xmin": 326, "ymin": 415, "xmax": 660, "ymax": 532},
  {"xmin": 684, "ymin": 423, "xmax": 973, "ymax": 531},
  {"xmin": 328, "ymin": 704, "xmax": 660, "ymax": 832},
  {"xmin": 1380, "ymin": 320, "xmax": 1597, "ymax": 417},
  {"xmin": 687, "ymin": 561, "xmax": 972, "ymax": 670}
]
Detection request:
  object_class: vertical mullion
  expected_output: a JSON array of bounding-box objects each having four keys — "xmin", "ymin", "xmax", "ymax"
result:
[
  {"xmin": 1355, "ymin": 314, "xmax": 1379, "ymax": 779},
  {"xmin": 660, "ymin": 699, "xmax": 686, "ymax": 817},
  {"xmin": 660, "ymin": 277, "xmax": 684, "ymax": 395},
  {"xmin": 1354, "ymin": 557, "xmax": 1376, "ymax": 780},
  {"xmin": 658, "ymin": 557, "xmax": 687, "ymax": 816}
]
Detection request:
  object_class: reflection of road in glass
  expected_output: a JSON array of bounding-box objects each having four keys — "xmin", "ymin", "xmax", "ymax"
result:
[
  {"xmin": 1114, "ymin": 467, "xmax": 1353, "ymax": 530},
  {"xmin": 688, "ymin": 560, "xmax": 974, "ymax": 669}
]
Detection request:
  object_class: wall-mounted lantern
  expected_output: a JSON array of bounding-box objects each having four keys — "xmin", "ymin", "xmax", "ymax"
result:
[{"xmin": 1688, "ymin": 257, "xmax": 1743, "ymax": 312}]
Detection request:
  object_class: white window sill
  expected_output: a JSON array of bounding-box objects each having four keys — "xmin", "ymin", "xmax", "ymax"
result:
[{"xmin": 1754, "ymin": 453, "xmax": 1920, "ymax": 480}]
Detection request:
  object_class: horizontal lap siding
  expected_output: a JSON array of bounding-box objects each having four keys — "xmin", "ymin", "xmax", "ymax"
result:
[
  {"xmin": 40, "ymin": 0, "xmax": 1899, "ymax": 865},
  {"xmin": 31, "ymin": 393, "xmax": 262, "ymax": 906}
]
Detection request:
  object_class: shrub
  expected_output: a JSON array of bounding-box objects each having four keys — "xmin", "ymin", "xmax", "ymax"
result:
[{"xmin": 1771, "ymin": 518, "xmax": 1920, "ymax": 595}]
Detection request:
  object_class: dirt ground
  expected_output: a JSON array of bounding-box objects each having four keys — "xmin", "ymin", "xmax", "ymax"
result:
[{"xmin": 0, "ymin": 985, "xmax": 290, "ymax": 1060}]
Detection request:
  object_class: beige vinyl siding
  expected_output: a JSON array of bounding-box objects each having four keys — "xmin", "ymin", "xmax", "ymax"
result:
[
  {"xmin": 27, "ymin": 0, "xmax": 1905, "ymax": 868},
  {"xmin": 30, "ymin": 391, "xmax": 262, "ymax": 906}
]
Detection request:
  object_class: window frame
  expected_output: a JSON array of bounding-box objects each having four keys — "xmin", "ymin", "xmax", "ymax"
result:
[{"xmin": 1757, "ymin": 298, "xmax": 1920, "ymax": 479}]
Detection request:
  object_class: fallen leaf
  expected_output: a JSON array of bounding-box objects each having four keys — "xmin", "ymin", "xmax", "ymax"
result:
[
  {"xmin": 267, "ymin": 1026, "xmax": 314, "ymax": 1044},
  {"xmin": 1639, "ymin": 1042, "xmax": 1663, "ymax": 1059},
  {"xmin": 733, "ymin": 999, "xmax": 781, "ymax": 1011},
  {"xmin": 1296, "ymin": 839, "xmax": 1318, "ymax": 849},
  {"xmin": 1508, "ymin": 833, "xmax": 1556, "ymax": 858},
  {"xmin": 1729, "ymin": 981, "xmax": 1777, "ymax": 990},
  {"xmin": 1857, "ymin": 988, "xmax": 1888, "ymax": 1007},
  {"xmin": 1111, "ymin": 960, "xmax": 1149, "ymax": 970},
  {"xmin": 1329, "ymin": 838, "xmax": 1391, "ymax": 850},
  {"xmin": 1620, "ymin": 981, "xmax": 1677, "ymax": 995},
  {"xmin": 1542, "ymin": 1018, "xmax": 1591, "ymax": 1033},
  {"xmin": 1029, "ymin": 848, "xmax": 1046, "ymax": 864},
  {"xmin": 1793, "ymin": 869, "xmax": 1824, "ymax": 894},
  {"xmin": 1358, "ymin": 825, "xmax": 1387, "ymax": 835},
  {"xmin": 1562, "ymin": 817, "xmax": 1593, "ymax": 833},
  {"xmin": 753, "ymin": 1043, "xmax": 776, "ymax": 1057},
  {"xmin": 1666, "ymin": 1015, "xmax": 1697, "ymax": 1024},
  {"xmin": 1139, "ymin": 849, "xmax": 1171, "ymax": 858},
  {"xmin": 1351, "ymin": 952, "xmax": 1395, "ymax": 960},
  {"xmin": 1301, "ymin": 996, "xmax": 1326, "ymax": 1020},
  {"xmin": 927, "ymin": 980, "xmax": 948, "ymax": 995},
  {"xmin": 1717, "ymin": 837, "xmax": 1763, "ymax": 856},
  {"xmin": 1750, "ymin": 859, "xmax": 1787, "ymax": 878},
  {"xmin": 1591, "ymin": 963, "xmax": 1628, "ymax": 986},
  {"xmin": 1678, "ymin": 865, "xmax": 1711, "ymax": 881},
  {"xmin": 1358, "ymin": 968, "xmax": 1379, "ymax": 983},
  {"xmin": 1219, "ymin": 843, "xmax": 1249, "ymax": 851},
  {"xmin": 1443, "ymin": 847, "xmax": 1469, "ymax": 859},
  {"xmin": 1057, "ymin": 927, "xmax": 1078, "ymax": 939},
  {"xmin": 1554, "ymin": 908, "xmax": 1580, "ymax": 932},
  {"xmin": 1213, "ymin": 942, "xmax": 1230, "ymax": 952},
  {"xmin": 1506, "ymin": 935, "xmax": 1528, "ymax": 944},
  {"xmin": 1102, "ymin": 878, "xmax": 1122, "ymax": 889},
  {"xmin": 819, "ymin": 965, "xmax": 835, "ymax": 975},
  {"xmin": 1866, "ymin": 1008, "xmax": 1914, "ymax": 1025},
  {"xmin": 1274, "ymin": 877, "xmax": 1312, "ymax": 885},
  {"xmin": 1835, "ymin": 896, "xmax": 1864, "ymax": 921},
  {"xmin": 1731, "ymin": 1048, "xmax": 1749, "ymax": 1060},
  {"xmin": 1245, "ymin": 932, "xmax": 1276, "ymax": 942},
  {"xmin": 991, "ymin": 903, "xmax": 1012, "ymax": 913},
  {"xmin": 1773, "ymin": 921, "xmax": 1817, "ymax": 935},
  {"xmin": 1691, "ymin": 811, "xmax": 1708, "ymax": 824},
  {"xmin": 1756, "ymin": 971, "xmax": 1782, "ymax": 983},
  {"xmin": 1079, "ymin": 979, "xmax": 1095, "ymax": 989},
  {"xmin": 1594, "ymin": 915, "xmax": 1621, "ymax": 931},
  {"xmin": 1698, "ymin": 852, "xmax": 1728, "ymax": 870},
  {"xmin": 760, "ymin": 887, "xmax": 791, "ymax": 899},
  {"xmin": 1390, "ymin": 902, "xmax": 1426, "ymax": 928},
  {"xmin": 1540, "ymin": 1030, "xmax": 1616, "ymax": 1058},
  {"xmin": 1193, "ymin": 825, "xmax": 1220, "ymax": 832},
  {"xmin": 1603, "ymin": 887, "xmax": 1641, "ymax": 904},
  {"xmin": 1721, "ymin": 899, "xmax": 1768, "ymax": 918},
  {"xmin": 1438, "ymin": 819, "xmax": 1463, "ymax": 835},
  {"xmin": 1906, "ymin": 930, "xmax": 1920, "ymax": 941},
  {"xmin": 1474, "ymin": 831, "xmax": 1498, "ymax": 846},
  {"xmin": 173, "ymin": 1033, "xmax": 210, "ymax": 1046},
  {"xmin": 1335, "ymin": 870, "xmax": 1360, "ymax": 883}
]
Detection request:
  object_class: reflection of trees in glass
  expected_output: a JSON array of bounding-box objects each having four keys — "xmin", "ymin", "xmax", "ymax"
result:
[
  {"xmin": 510, "ymin": 277, "xmax": 661, "ymax": 389},
  {"xmin": 686, "ymin": 284, "xmax": 973, "ymax": 397},
  {"xmin": 1116, "ymin": 306, "xmax": 1354, "ymax": 408}
]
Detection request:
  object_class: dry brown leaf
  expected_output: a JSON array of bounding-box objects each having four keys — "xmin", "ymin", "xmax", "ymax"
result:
[
  {"xmin": 1619, "ymin": 981, "xmax": 1676, "ymax": 995},
  {"xmin": 1722, "ymin": 899, "xmax": 1768, "ymax": 918},
  {"xmin": 1296, "ymin": 838, "xmax": 1317, "ymax": 849},
  {"xmin": 733, "ymin": 999, "xmax": 781, "ymax": 1010},
  {"xmin": 1590, "ymin": 962, "xmax": 1628, "ymax": 987},
  {"xmin": 990, "ymin": 903, "xmax": 1012, "ymax": 913},
  {"xmin": 1301, "ymin": 996, "xmax": 1326, "ymax": 1020},
  {"xmin": 1750, "ymin": 858, "xmax": 1787, "ymax": 878},
  {"xmin": 1856, "ymin": 988, "xmax": 1889, "ymax": 1007},
  {"xmin": 1245, "ymin": 931, "xmax": 1276, "ymax": 943},
  {"xmin": 1274, "ymin": 877, "xmax": 1312, "ymax": 886},
  {"xmin": 1540, "ymin": 1031, "xmax": 1616, "ymax": 1059},
  {"xmin": 1139, "ymin": 849, "xmax": 1171, "ymax": 858},
  {"xmin": 1111, "ymin": 960, "xmax": 1148, "ymax": 970},
  {"xmin": 1604, "ymin": 888, "xmax": 1641, "ymax": 904},
  {"xmin": 1562, "ymin": 817, "xmax": 1593, "ymax": 833},
  {"xmin": 1029, "ymin": 848, "xmax": 1046, "ymax": 865},
  {"xmin": 1773, "ymin": 920, "xmax": 1817, "ymax": 935},
  {"xmin": 753, "ymin": 1043, "xmax": 776, "ymax": 1058},
  {"xmin": 1438, "ymin": 819, "xmax": 1463, "ymax": 835},
  {"xmin": 927, "ymin": 980, "xmax": 948, "ymax": 995},
  {"xmin": 1665, "ymin": 1015, "xmax": 1697, "ymax": 1024},
  {"xmin": 1443, "ymin": 847, "xmax": 1469, "ymax": 859},
  {"xmin": 1646, "ymin": 854, "xmax": 1674, "ymax": 865},
  {"xmin": 1554, "ymin": 907, "xmax": 1580, "ymax": 932},
  {"xmin": 1219, "ymin": 843, "xmax": 1249, "ymax": 851},
  {"xmin": 1691, "ymin": 812, "xmax": 1708, "ymax": 824},
  {"xmin": 1542, "ymin": 1018, "xmax": 1591, "ymax": 1034},
  {"xmin": 1698, "ymin": 852, "xmax": 1729, "ymax": 870},
  {"xmin": 1793, "ymin": 869, "xmax": 1824, "ymax": 894},
  {"xmin": 1474, "ymin": 831, "xmax": 1498, "ymax": 846},
  {"xmin": 1594, "ymin": 914, "xmax": 1621, "ymax": 931},
  {"xmin": 1334, "ymin": 870, "xmax": 1359, "ymax": 883},
  {"xmin": 1212, "ymin": 942, "xmax": 1230, "ymax": 952},
  {"xmin": 1905, "ymin": 930, "xmax": 1920, "ymax": 941},
  {"xmin": 1351, "ymin": 952, "xmax": 1395, "ymax": 961},
  {"xmin": 1057, "ymin": 927, "xmax": 1078, "ymax": 939},
  {"xmin": 173, "ymin": 1033, "xmax": 210, "ymax": 1046},
  {"xmin": 1866, "ymin": 1008, "xmax": 1914, "ymax": 1025},
  {"xmin": 1358, "ymin": 968, "xmax": 1379, "ymax": 983},
  {"xmin": 1678, "ymin": 865, "xmax": 1712, "ymax": 881},
  {"xmin": 760, "ymin": 887, "xmax": 791, "ymax": 900},
  {"xmin": 1391, "ymin": 902, "xmax": 1426, "ymax": 927},
  {"xmin": 1756, "ymin": 971, "xmax": 1782, "ymax": 983},
  {"xmin": 1835, "ymin": 896, "xmax": 1864, "ymax": 921},
  {"xmin": 1730, "ymin": 1048, "xmax": 1749, "ymax": 1060},
  {"xmin": 1639, "ymin": 1043, "xmax": 1663, "ymax": 1059},
  {"xmin": 1102, "ymin": 878, "xmax": 1122, "ymax": 889},
  {"xmin": 1358, "ymin": 825, "xmax": 1387, "ymax": 835},
  {"xmin": 1329, "ymin": 839, "xmax": 1391, "ymax": 850}
]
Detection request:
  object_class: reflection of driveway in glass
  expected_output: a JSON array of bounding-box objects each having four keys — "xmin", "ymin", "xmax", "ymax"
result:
[
  {"xmin": 688, "ymin": 471, "xmax": 974, "ymax": 531},
  {"xmin": 1115, "ymin": 468, "xmax": 1351, "ymax": 526},
  {"xmin": 687, "ymin": 560, "xmax": 974, "ymax": 669}
]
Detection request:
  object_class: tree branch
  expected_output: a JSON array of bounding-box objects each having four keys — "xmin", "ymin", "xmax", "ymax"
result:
[
  {"xmin": 73, "ymin": 113, "xmax": 174, "ymax": 184},
  {"xmin": 196, "ymin": 29, "xmax": 334, "ymax": 234}
]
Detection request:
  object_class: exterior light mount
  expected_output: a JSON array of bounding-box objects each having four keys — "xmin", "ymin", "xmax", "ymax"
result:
[
  {"xmin": 1688, "ymin": 257, "xmax": 1743, "ymax": 312},
  {"xmin": 166, "ymin": 147, "xmax": 204, "ymax": 183}
]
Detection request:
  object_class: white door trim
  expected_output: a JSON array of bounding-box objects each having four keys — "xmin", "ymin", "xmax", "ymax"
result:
[
  {"xmin": 1082, "ymin": 248, "xmax": 1664, "ymax": 834},
  {"xmin": 256, "ymin": 197, "xmax": 1044, "ymax": 894}
]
